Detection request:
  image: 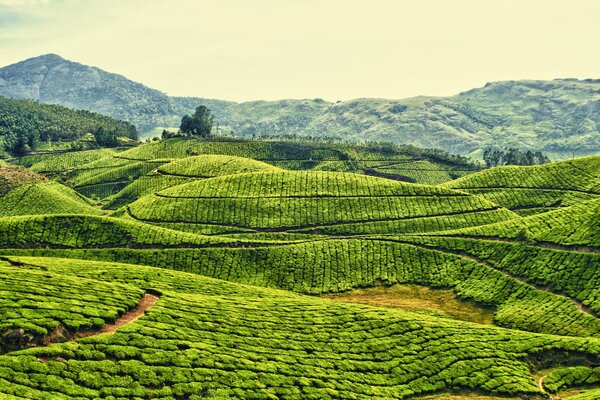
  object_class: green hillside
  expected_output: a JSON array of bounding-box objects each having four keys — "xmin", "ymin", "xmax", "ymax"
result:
[
  {"xmin": 0, "ymin": 138, "xmax": 599, "ymax": 399},
  {"xmin": 0, "ymin": 256, "xmax": 599, "ymax": 399},
  {"xmin": 104, "ymin": 154, "xmax": 281, "ymax": 209},
  {"xmin": 0, "ymin": 164, "xmax": 101, "ymax": 216},
  {"xmin": 125, "ymin": 170, "xmax": 516, "ymax": 236},
  {"xmin": 443, "ymin": 155, "xmax": 600, "ymax": 215},
  {"xmin": 0, "ymin": 96, "xmax": 137, "ymax": 157},
  {"xmin": 21, "ymin": 137, "xmax": 477, "ymax": 206}
]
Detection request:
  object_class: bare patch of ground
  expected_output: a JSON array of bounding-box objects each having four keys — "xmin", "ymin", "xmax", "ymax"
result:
[{"xmin": 323, "ymin": 284, "xmax": 495, "ymax": 325}]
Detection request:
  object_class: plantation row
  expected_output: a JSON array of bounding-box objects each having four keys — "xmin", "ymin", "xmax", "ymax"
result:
[
  {"xmin": 146, "ymin": 221, "xmax": 257, "ymax": 236},
  {"xmin": 459, "ymin": 187, "xmax": 598, "ymax": 212},
  {"xmin": 401, "ymin": 236, "xmax": 600, "ymax": 314},
  {"xmin": 440, "ymin": 198, "xmax": 600, "ymax": 248},
  {"xmin": 127, "ymin": 194, "xmax": 508, "ymax": 230},
  {"xmin": 0, "ymin": 256, "xmax": 598, "ymax": 399},
  {"xmin": 288, "ymin": 208, "xmax": 517, "ymax": 236},
  {"xmin": 157, "ymin": 155, "xmax": 278, "ymax": 178},
  {"xmin": 2, "ymin": 238, "xmax": 599, "ymax": 338},
  {"xmin": 77, "ymin": 181, "xmax": 132, "ymax": 201},
  {"xmin": 106, "ymin": 174, "xmax": 194, "ymax": 209},
  {"xmin": 445, "ymin": 156, "xmax": 600, "ymax": 193},
  {"xmin": 119, "ymin": 138, "xmax": 351, "ymax": 161},
  {"xmin": 543, "ymin": 366, "xmax": 600, "ymax": 392},
  {"xmin": 0, "ymin": 215, "xmax": 244, "ymax": 249},
  {"xmin": 71, "ymin": 161, "xmax": 163, "ymax": 189},
  {"xmin": 102, "ymin": 155, "xmax": 282, "ymax": 208},
  {"xmin": 0, "ymin": 262, "xmax": 142, "ymax": 348},
  {"xmin": 150, "ymin": 171, "xmax": 464, "ymax": 198},
  {"xmin": 18, "ymin": 149, "xmax": 117, "ymax": 174}
]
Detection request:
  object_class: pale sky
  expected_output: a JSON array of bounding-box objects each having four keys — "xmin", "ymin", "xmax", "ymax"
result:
[{"xmin": 0, "ymin": 0, "xmax": 598, "ymax": 102}]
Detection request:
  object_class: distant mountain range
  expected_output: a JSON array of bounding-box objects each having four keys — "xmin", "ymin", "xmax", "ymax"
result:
[{"xmin": 1, "ymin": 54, "xmax": 599, "ymax": 158}]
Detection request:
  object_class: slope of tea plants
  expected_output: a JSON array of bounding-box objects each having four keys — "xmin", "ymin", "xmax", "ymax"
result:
[
  {"xmin": 106, "ymin": 154, "xmax": 281, "ymax": 208},
  {"xmin": 443, "ymin": 155, "xmax": 600, "ymax": 214},
  {"xmin": 0, "ymin": 214, "xmax": 245, "ymax": 248},
  {"xmin": 0, "ymin": 164, "xmax": 102, "ymax": 216},
  {"xmin": 433, "ymin": 197, "xmax": 600, "ymax": 248},
  {"xmin": 3, "ymin": 236, "xmax": 599, "ymax": 338},
  {"xmin": 1, "ymin": 139, "xmax": 599, "ymax": 399},
  {"xmin": 18, "ymin": 149, "xmax": 118, "ymax": 176},
  {"xmin": 158, "ymin": 154, "xmax": 278, "ymax": 177},
  {"xmin": 125, "ymin": 170, "xmax": 517, "ymax": 235},
  {"xmin": 0, "ymin": 182, "xmax": 103, "ymax": 216},
  {"xmin": 0, "ymin": 256, "xmax": 599, "ymax": 399},
  {"xmin": 31, "ymin": 137, "xmax": 478, "ymax": 203}
]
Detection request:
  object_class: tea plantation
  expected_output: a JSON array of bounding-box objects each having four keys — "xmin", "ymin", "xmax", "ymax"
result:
[{"xmin": 0, "ymin": 137, "xmax": 598, "ymax": 399}]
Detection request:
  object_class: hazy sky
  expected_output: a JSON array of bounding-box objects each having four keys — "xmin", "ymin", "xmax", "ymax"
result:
[{"xmin": 0, "ymin": 0, "xmax": 598, "ymax": 102}]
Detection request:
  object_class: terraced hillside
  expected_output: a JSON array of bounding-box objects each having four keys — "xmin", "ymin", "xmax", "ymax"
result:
[
  {"xmin": 17, "ymin": 137, "xmax": 479, "ymax": 205},
  {"xmin": 0, "ymin": 139, "xmax": 599, "ymax": 399},
  {"xmin": 1, "ymin": 257, "xmax": 599, "ymax": 399},
  {"xmin": 443, "ymin": 156, "xmax": 600, "ymax": 216},
  {"xmin": 124, "ymin": 170, "xmax": 517, "ymax": 237},
  {"xmin": 0, "ymin": 163, "xmax": 102, "ymax": 216}
]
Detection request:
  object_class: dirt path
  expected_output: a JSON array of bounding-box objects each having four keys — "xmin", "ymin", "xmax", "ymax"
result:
[
  {"xmin": 536, "ymin": 374, "xmax": 547, "ymax": 394},
  {"xmin": 76, "ymin": 293, "xmax": 159, "ymax": 338}
]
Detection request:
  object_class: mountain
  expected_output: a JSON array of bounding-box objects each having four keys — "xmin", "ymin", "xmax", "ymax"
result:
[{"xmin": 1, "ymin": 54, "xmax": 599, "ymax": 159}]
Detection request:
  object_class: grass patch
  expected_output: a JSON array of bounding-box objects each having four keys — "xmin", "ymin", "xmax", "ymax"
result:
[{"xmin": 322, "ymin": 284, "xmax": 495, "ymax": 325}]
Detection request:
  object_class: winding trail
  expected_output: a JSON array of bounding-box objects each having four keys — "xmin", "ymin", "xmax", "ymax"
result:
[
  {"xmin": 75, "ymin": 292, "xmax": 159, "ymax": 338},
  {"xmin": 536, "ymin": 374, "xmax": 547, "ymax": 394}
]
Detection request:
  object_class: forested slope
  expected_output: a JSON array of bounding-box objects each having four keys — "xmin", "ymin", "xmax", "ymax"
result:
[
  {"xmin": 2, "ymin": 54, "xmax": 599, "ymax": 158},
  {"xmin": 0, "ymin": 96, "xmax": 137, "ymax": 157}
]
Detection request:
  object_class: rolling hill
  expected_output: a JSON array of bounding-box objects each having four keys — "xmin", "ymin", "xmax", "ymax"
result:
[
  {"xmin": 0, "ymin": 164, "xmax": 101, "ymax": 216},
  {"xmin": 442, "ymin": 155, "xmax": 600, "ymax": 215},
  {"xmin": 1, "ymin": 55, "xmax": 599, "ymax": 158},
  {"xmin": 0, "ymin": 138, "xmax": 599, "ymax": 399},
  {"xmin": 2, "ymin": 256, "xmax": 599, "ymax": 399},
  {"xmin": 16, "ymin": 137, "xmax": 478, "ymax": 208}
]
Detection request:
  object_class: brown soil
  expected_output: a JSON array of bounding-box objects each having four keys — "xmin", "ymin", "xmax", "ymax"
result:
[
  {"xmin": 76, "ymin": 293, "xmax": 159, "ymax": 338},
  {"xmin": 323, "ymin": 284, "xmax": 495, "ymax": 325}
]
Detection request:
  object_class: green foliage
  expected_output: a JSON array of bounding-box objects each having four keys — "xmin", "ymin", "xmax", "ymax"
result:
[
  {"xmin": 0, "ymin": 97, "xmax": 137, "ymax": 156},
  {"xmin": 125, "ymin": 170, "xmax": 515, "ymax": 234},
  {"xmin": 0, "ymin": 137, "xmax": 599, "ymax": 399},
  {"xmin": 0, "ymin": 183, "xmax": 102, "ymax": 217},
  {"xmin": 0, "ymin": 256, "xmax": 599, "ymax": 399},
  {"xmin": 483, "ymin": 148, "xmax": 550, "ymax": 167},
  {"xmin": 444, "ymin": 155, "xmax": 600, "ymax": 213},
  {"xmin": 543, "ymin": 366, "xmax": 600, "ymax": 392},
  {"xmin": 180, "ymin": 106, "xmax": 214, "ymax": 137}
]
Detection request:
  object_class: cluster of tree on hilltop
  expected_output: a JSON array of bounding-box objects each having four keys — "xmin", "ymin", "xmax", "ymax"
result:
[
  {"xmin": 162, "ymin": 105, "xmax": 215, "ymax": 140},
  {"xmin": 0, "ymin": 97, "xmax": 138, "ymax": 156},
  {"xmin": 483, "ymin": 148, "xmax": 550, "ymax": 167}
]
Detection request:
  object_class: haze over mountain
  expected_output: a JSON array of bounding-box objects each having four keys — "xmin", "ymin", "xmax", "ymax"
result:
[{"xmin": 1, "ymin": 54, "xmax": 599, "ymax": 159}]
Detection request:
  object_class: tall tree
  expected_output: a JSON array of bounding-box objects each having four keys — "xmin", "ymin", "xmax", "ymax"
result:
[{"xmin": 180, "ymin": 106, "xmax": 214, "ymax": 137}]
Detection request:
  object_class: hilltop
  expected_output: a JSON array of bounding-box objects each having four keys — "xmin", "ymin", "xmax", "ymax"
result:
[{"xmin": 1, "ymin": 55, "xmax": 599, "ymax": 158}]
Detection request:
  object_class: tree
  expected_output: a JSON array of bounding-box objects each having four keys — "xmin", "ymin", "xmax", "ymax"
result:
[
  {"xmin": 483, "ymin": 147, "xmax": 550, "ymax": 167},
  {"xmin": 180, "ymin": 106, "xmax": 214, "ymax": 137},
  {"xmin": 93, "ymin": 127, "xmax": 119, "ymax": 147}
]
